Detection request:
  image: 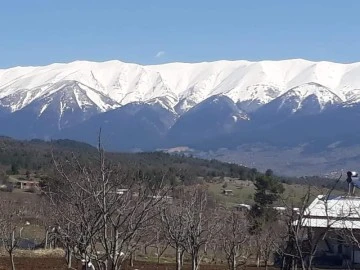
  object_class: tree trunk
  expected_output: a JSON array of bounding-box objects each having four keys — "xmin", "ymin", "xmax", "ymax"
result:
[
  {"xmin": 10, "ymin": 251, "xmax": 15, "ymax": 270},
  {"xmin": 231, "ymin": 254, "xmax": 237, "ymax": 270},
  {"xmin": 10, "ymin": 231, "xmax": 16, "ymax": 270},
  {"xmin": 66, "ymin": 248, "xmax": 72, "ymax": 268},
  {"xmin": 176, "ymin": 246, "xmax": 182, "ymax": 270},
  {"xmin": 44, "ymin": 229, "xmax": 49, "ymax": 249},
  {"xmin": 282, "ymin": 255, "xmax": 293, "ymax": 270},
  {"xmin": 226, "ymin": 252, "xmax": 236, "ymax": 270},
  {"xmin": 129, "ymin": 252, "xmax": 134, "ymax": 267},
  {"xmin": 157, "ymin": 245, "xmax": 160, "ymax": 264},
  {"xmin": 191, "ymin": 249, "xmax": 200, "ymax": 270},
  {"xmin": 110, "ymin": 230, "xmax": 119, "ymax": 270},
  {"xmin": 300, "ymin": 259, "xmax": 306, "ymax": 270},
  {"xmin": 307, "ymin": 255, "xmax": 314, "ymax": 270}
]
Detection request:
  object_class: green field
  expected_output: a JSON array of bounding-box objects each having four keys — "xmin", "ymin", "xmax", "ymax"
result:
[{"xmin": 207, "ymin": 177, "xmax": 346, "ymax": 208}]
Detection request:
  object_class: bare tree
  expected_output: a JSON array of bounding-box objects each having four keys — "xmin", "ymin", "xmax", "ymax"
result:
[
  {"xmin": 47, "ymin": 138, "xmax": 169, "ymax": 270},
  {"xmin": 220, "ymin": 210, "xmax": 251, "ymax": 270},
  {"xmin": 258, "ymin": 221, "xmax": 286, "ymax": 270},
  {"xmin": 160, "ymin": 186, "xmax": 221, "ymax": 270},
  {"xmin": 36, "ymin": 197, "xmax": 57, "ymax": 249},
  {"xmin": 0, "ymin": 198, "xmax": 26, "ymax": 270},
  {"xmin": 160, "ymin": 194, "xmax": 187, "ymax": 270},
  {"xmin": 181, "ymin": 187, "xmax": 221, "ymax": 270},
  {"xmin": 151, "ymin": 224, "xmax": 170, "ymax": 265}
]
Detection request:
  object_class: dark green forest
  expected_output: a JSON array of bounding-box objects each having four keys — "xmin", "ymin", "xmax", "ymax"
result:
[{"xmin": 0, "ymin": 136, "xmax": 336, "ymax": 187}]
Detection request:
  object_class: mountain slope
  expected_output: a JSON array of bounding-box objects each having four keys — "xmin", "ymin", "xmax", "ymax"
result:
[
  {"xmin": 57, "ymin": 102, "xmax": 177, "ymax": 151},
  {"xmin": 167, "ymin": 95, "xmax": 249, "ymax": 146}
]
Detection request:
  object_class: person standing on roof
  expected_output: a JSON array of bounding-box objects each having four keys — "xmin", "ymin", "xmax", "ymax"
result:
[{"xmin": 347, "ymin": 171, "xmax": 360, "ymax": 196}]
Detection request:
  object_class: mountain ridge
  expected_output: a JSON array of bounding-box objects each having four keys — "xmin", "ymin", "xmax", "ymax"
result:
[
  {"xmin": 1, "ymin": 59, "xmax": 360, "ymax": 175},
  {"xmin": 3, "ymin": 58, "xmax": 360, "ymax": 115}
]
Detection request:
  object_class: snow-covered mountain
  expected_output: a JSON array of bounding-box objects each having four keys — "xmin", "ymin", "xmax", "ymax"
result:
[
  {"xmin": 253, "ymin": 82, "xmax": 343, "ymax": 122},
  {"xmin": 3, "ymin": 58, "xmax": 360, "ymax": 152},
  {"xmin": 2, "ymin": 59, "xmax": 360, "ymax": 116}
]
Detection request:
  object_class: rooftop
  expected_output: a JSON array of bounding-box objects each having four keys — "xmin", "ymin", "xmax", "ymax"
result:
[{"xmin": 300, "ymin": 195, "xmax": 360, "ymax": 229}]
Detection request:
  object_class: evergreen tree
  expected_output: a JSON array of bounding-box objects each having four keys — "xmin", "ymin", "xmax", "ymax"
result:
[
  {"xmin": 253, "ymin": 175, "xmax": 284, "ymax": 207},
  {"xmin": 10, "ymin": 163, "xmax": 19, "ymax": 175},
  {"xmin": 249, "ymin": 173, "xmax": 284, "ymax": 232},
  {"xmin": 265, "ymin": 169, "xmax": 274, "ymax": 177}
]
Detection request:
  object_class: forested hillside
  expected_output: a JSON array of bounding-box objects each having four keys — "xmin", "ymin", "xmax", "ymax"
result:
[
  {"xmin": 0, "ymin": 136, "xmax": 261, "ymax": 182},
  {"xmin": 0, "ymin": 136, "xmax": 339, "ymax": 189}
]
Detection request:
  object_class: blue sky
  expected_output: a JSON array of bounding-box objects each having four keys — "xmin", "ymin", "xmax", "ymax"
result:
[{"xmin": 1, "ymin": 0, "xmax": 359, "ymax": 67}]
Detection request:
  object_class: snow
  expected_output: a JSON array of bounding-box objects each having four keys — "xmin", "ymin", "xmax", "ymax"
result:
[
  {"xmin": 76, "ymin": 83, "xmax": 119, "ymax": 112},
  {"xmin": 277, "ymin": 83, "xmax": 342, "ymax": 113},
  {"xmin": 2, "ymin": 59, "xmax": 360, "ymax": 115},
  {"xmin": 298, "ymin": 195, "xmax": 360, "ymax": 229},
  {"xmin": 344, "ymin": 89, "xmax": 360, "ymax": 105},
  {"xmin": 38, "ymin": 103, "xmax": 50, "ymax": 116},
  {"xmin": 59, "ymin": 101, "xmax": 66, "ymax": 127}
]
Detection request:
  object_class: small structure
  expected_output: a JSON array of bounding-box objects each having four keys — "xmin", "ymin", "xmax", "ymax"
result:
[
  {"xmin": 222, "ymin": 189, "xmax": 234, "ymax": 196},
  {"xmin": 107, "ymin": 188, "xmax": 129, "ymax": 196},
  {"xmin": 15, "ymin": 180, "xmax": 39, "ymax": 190},
  {"xmin": 148, "ymin": 195, "xmax": 173, "ymax": 204},
  {"xmin": 233, "ymin": 203, "xmax": 251, "ymax": 212},
  {"xmin": 115, "ymin": 188, "xmax": 129, "ymax": 195},
  {"xmin": 273, "ymin": 206, "xmax": 287, "ymax": 212}
]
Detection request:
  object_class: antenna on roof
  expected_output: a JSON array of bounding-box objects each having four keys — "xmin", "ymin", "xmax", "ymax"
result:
[{"xmin": 347, "ymin": 171, "xmax": 360, "ymax": 196}]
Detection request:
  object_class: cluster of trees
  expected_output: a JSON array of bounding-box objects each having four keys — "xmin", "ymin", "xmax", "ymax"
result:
[
  {"xmin": 0, "ymin": 137, "xmax": 338, "ymax": 189},
  {"xmin": 0, "ymin": 137, "xmax": 257, "ymax": 179}
]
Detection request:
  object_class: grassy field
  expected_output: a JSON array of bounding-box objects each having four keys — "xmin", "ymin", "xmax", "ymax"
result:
[{"xmin": 207, "ymin": 177, "xmax": 346, "ymax": 208}]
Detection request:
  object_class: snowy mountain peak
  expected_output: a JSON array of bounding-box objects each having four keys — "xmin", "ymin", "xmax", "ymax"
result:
[
  {"xmin": 254, "ymin": 82, "xmax": 343, "ymax": 119},
  {"xmin": 0, "ymin": 80, "xmax": 120, "ymax": 115},
  {"xmin": 277, "ymin": 83, "xmax": 342, "ymax": 113}
]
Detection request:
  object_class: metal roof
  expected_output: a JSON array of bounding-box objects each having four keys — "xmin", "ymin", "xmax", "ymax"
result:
[{"xmin": 299, "ymin": 194, "xmax": 360, "ymax": 229}]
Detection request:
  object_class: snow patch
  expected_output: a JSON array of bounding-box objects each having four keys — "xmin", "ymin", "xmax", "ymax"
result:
[{"xmin": 38, "ymin": 103, "xmax": 50, "ymax": 116}]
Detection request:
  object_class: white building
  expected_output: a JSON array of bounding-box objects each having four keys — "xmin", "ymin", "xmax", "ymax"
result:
[
  {"xmin": 300, "ymin": 195, "xmax": 360, "ymax": 229},
  {"xmin": 296, "ymin": 195, "xmax": 360, "ymax": 267}
]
